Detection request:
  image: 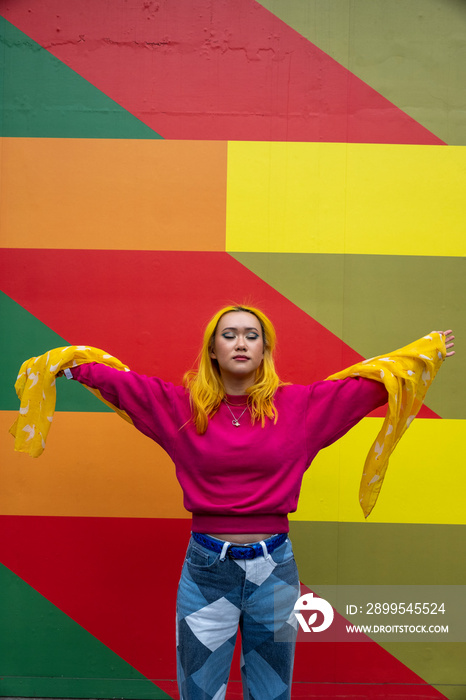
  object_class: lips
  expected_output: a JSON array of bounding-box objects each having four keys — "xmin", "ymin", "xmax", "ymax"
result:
[{"xmin": 233, "ymin": 355, "xmax": 249, "ymax": 360}]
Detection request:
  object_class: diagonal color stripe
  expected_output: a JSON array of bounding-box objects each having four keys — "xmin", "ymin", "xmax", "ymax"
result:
[
  {"xmin": 0, "ymin": 17, "xmax": 161, "ymax": 139},
  {"xmin": 0, "ymin": 516, "xmax": 191, "ymax": 689},
  {"xmin": 0, "ymin": 248, "xmax": 441, "ymax": 419},
  {"xmin": 0, "ymin": 411, "xmax": 187, "ymax": 519},
  {"xmin": 230, "ymin": 253, "xmax": 465, "ymax": 419},
  {"xmin": 2, "ymin": 411, "xmax": 463, "ymax": 523},
  {"xmin": 0, "ymin": 138, "xmax": 226, "ymax": 251},
  {"xmin": 0, "ymin": 515, "xmax": 455, "ymax": 695},
  {"xmin": 0, "ymin": 564, "xmax": 169, "ymax": 699},
  {"xmin": 290, "ymin": 520, "xmax": 466, "ymax": 697},
  {"xmin": 1, "ymin": 0, "xmax": 443, "ymax": 144},
  {"xmin": 292, "ymin": 417, "xmax": 466, "ymax": 524},
  {"xmin": 0, "ymin": 292, "xmax": 111, "ymax": 412},
  {"xmin": 226, "ymin": 141, "xmax": 466, "ymax": 256},
  {"xmin": 258, "ymin": 0, "xmax": 466, "ymax": 146},
  {"xmin": 0, "ymin": 249, "xmax": 404, "ymax": 392}
]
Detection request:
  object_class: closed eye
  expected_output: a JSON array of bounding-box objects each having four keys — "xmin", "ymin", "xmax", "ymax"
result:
[{"xmin": 221, "ymin": 332, "xmax": 259, "ymax": 340}]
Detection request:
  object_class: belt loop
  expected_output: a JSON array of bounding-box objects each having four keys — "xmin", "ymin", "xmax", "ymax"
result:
[
  {"xmin": 259, "ymin": 540, "xmax": 270, "ymax": 560},
  {"xmin": 219, "ymin": 540, "xmax": 231, "ymax": 561}
]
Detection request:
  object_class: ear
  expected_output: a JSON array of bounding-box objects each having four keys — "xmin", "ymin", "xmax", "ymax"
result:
[{"xmin": 210, "ymin": 350, "xmax": 216, "ymax": 359}]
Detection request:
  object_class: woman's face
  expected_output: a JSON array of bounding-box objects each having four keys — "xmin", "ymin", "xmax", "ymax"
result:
[{"xmin": 210, "ymin": 311, "xmax": 264, "ymax": 386}]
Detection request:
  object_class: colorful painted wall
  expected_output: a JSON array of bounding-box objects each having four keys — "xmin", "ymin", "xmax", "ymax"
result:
[{"xmin": 1, "ymin": 1, "xmax": 465, "ymax": 698}]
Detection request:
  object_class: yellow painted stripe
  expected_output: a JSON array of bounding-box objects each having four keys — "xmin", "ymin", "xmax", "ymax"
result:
[
  {"xmin": 0, "ymin": 137, "xmax": 226, "ymax": 251},
  {"xmin": 292, "ymin": 417, "xmax": 466, "ymax": 524},
  {"xmin": 1, "ymin": 411, "xmax": 189, "ymax": 519},
  {"xmin": 226, "ymin": 142, "xmax": 466, "ymax": 256}
]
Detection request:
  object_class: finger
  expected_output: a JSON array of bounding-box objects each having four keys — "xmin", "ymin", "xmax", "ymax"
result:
[
  {"xmin": 433, "ymin": 331, "xmax": 455, "ymax": 343},
  {"xmin": 433, "ymin": 330, "xmax": 453, "ymax": 336}
]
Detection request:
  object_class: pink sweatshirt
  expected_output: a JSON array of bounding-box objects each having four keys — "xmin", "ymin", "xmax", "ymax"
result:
[{"xmin": 69, "ymin": 364, "xmax": 387, "ymax": 533}]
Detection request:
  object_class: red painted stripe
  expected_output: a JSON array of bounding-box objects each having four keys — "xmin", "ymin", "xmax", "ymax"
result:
[
  {"xmin": 1, "ymin": 0, "xmax": 444, "ymax": 144},
  {"xmin": 0, "ymin": 515, "xmax": 449, "ymax": 697},
  {"xmin": 0, "ymin": 248, "xmax": 439, "ymax": 417}
]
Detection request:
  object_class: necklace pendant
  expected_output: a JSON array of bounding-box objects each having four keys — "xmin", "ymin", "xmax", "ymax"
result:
[{"xmin": 223, "ymin": 399, "xmax": 248, "ymax": 427}]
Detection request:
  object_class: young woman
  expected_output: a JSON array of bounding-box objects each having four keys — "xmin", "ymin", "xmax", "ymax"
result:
[{"xmin": 14, "ymin": 305, "xmax": 455, "ymax": 700}]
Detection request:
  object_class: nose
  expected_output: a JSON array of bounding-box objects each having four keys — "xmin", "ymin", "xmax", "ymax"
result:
[{"xmin": 235, "ymin": 335, "xmax": 247, "ymax": 350}]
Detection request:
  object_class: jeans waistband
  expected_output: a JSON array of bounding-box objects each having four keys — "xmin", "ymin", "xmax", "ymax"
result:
[{"xmin": 191, "ymin": 532, "xmax": 287, "ymax": 560}]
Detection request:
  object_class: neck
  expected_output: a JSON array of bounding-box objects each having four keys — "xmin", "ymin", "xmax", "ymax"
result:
[{"xmin": 220, "ymin": 372, "xmax": 255, "ymax": 396}]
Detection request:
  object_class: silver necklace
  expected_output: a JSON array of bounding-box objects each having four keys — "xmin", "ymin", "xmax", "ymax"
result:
[{"xmin": 223, "ymin": 399, "xmax": 249, "ymax": 427}]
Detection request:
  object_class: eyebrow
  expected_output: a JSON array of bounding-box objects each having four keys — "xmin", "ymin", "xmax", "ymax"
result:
[{"xmin": 221, "ymin": 326, "xmax": 260, "ymax": 332}]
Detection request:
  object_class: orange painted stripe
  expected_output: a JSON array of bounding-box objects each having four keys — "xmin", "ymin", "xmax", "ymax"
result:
[
  {"xmin": 0, "ymin": 138, "xmax": 226, "ymax": 251},
  {"xmin": 1, "ymin": 411, "xmax": 189, "ymax": 519}
]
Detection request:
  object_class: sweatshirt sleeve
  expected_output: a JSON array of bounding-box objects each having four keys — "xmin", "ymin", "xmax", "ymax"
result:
[
  {"xmin": 306, "ymin": 376, "xmax": 387, "ymax": 453},
  {"xmin": 69, "ymin": 363, "xmax": 188, "ymax": 454}
]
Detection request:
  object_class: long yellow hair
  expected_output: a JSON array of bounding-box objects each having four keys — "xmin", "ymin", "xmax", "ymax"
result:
[{"xmin": 183, "ymin": 305, "xmax": 284, "ymax": 434}]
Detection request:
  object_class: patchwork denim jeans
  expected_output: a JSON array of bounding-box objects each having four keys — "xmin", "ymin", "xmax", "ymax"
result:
[{"xmin": 176, "ymin": 534, "xmax": 300, "ymax": 700}]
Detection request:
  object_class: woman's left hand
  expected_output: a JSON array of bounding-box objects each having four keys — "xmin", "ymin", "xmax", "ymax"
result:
[{"xmin": 433, "ymin": 330, "xmax": 455, "ymax": 357}]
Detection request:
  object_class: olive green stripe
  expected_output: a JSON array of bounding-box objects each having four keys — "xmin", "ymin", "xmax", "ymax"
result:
[
  {"xmin": 230, "ymin": 252, "xmax": 464, "ymax": 419},
  {"xmin": 290, "ymin": 521, "xmax": 466, "ymax": 697},
  {"xmin": 257, "ymin": 0, "xmax": 466, "ymax": 145},
  {"xmin": 290, "ymin": 521, "xmax": 466, "ymax": 585},
  {"xmin": 432, "ymin": 681, "xmax": 466, "ymax": 700}
]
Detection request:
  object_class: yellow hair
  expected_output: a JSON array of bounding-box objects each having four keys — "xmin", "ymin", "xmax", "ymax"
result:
[{"xmin": 183, "ymin": 305, "xmax": 284, "ymax": 434}]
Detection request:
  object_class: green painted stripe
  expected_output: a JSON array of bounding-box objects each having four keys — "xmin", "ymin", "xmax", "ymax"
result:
[
  {"xmin": 290, "ymin": 521, "xmax": 466, "ymax": 696},
  {"xmin": 0, "ymin": 17, "xmax": 161, "ymax": 139},
  {"xmin": 257, "ymin": 0, "xmax": 466, "ymax": 145},
  {"xmin": 231, "ymin": 252, "xmax": 464, "ymax": 419},
  {"xmin": 0, "ymin": 563, "xmax": 171, "ymax": 699},
  {"xmin": 0, "ymin": 291, "xmax": 111, "ymax": 412}
]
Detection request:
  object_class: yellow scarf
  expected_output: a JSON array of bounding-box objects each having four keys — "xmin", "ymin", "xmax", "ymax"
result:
[
  {"xmin": 11, "ymin": 333, "xmax": 446, "ymax": 516},
  {"xmin": 10, "ymin": 346, "xmax": 132, "ymax": 458},
  {"xmin": 326, "ymin": 332, "xmax": 446, "ymax": 517}
]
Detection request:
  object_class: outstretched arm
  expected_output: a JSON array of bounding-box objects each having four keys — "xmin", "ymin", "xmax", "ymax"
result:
[{"xmin": 12, "ymin": 346, "xmax": 183, "ymax": 458}]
